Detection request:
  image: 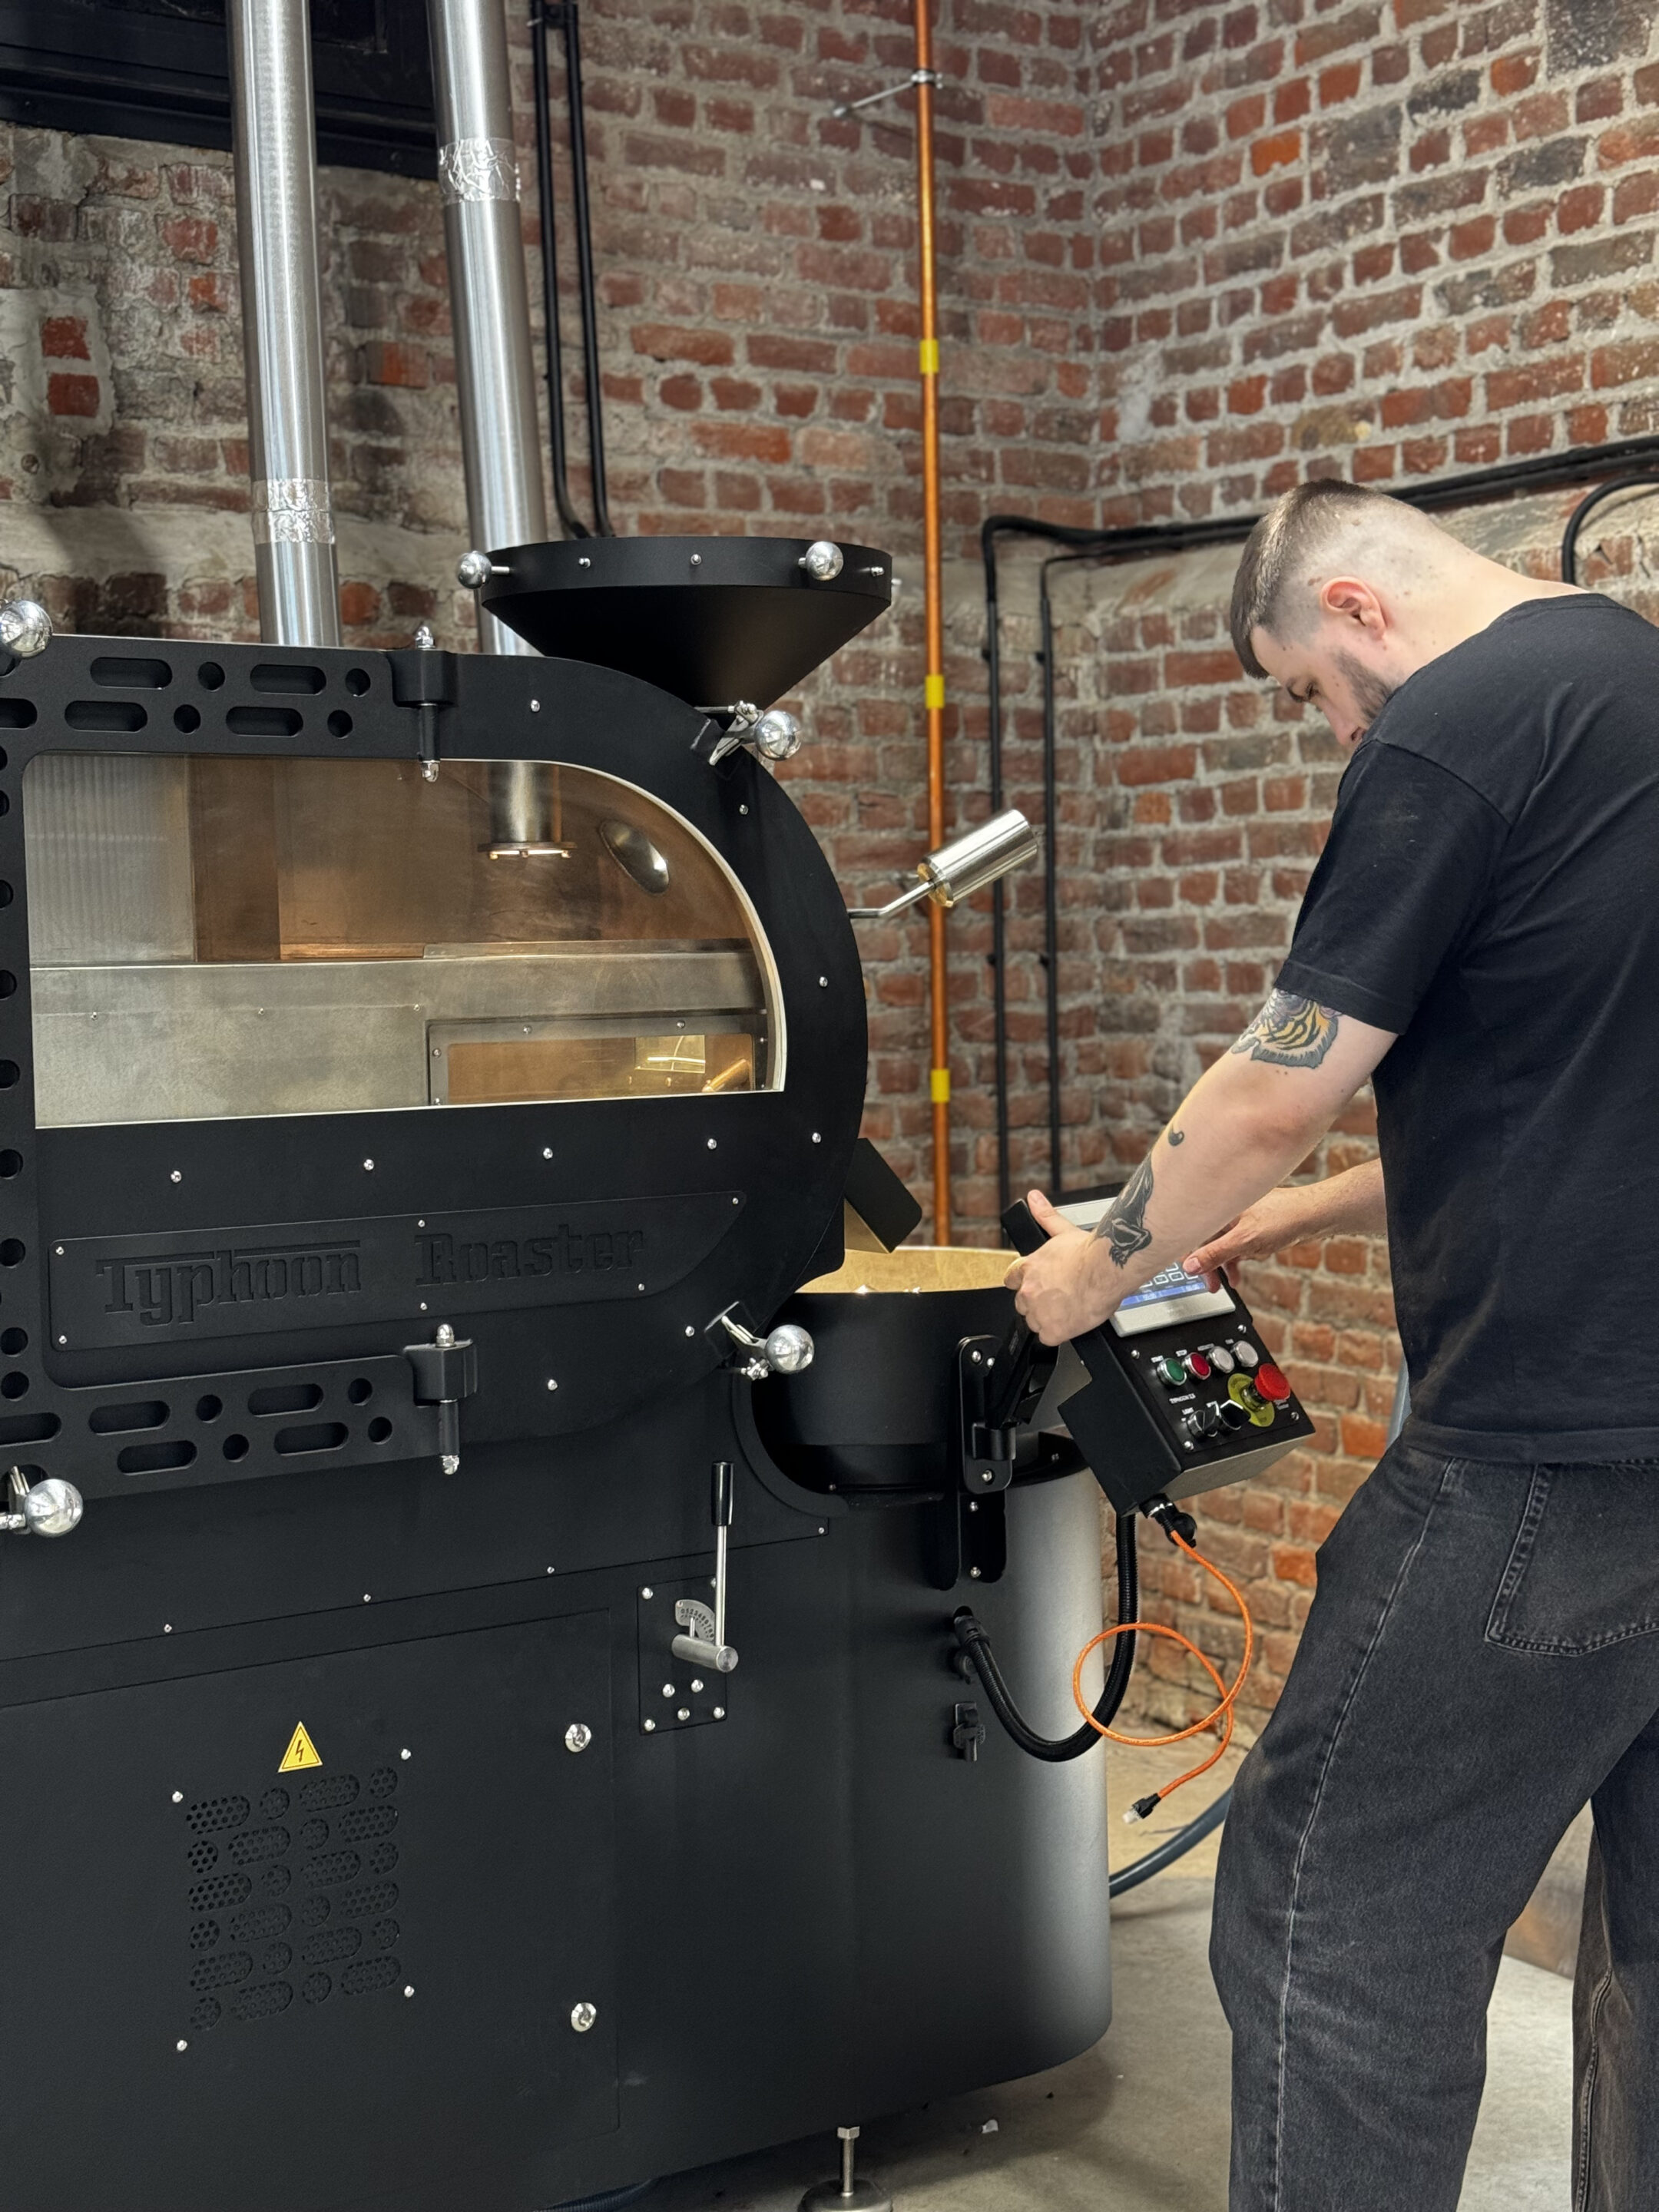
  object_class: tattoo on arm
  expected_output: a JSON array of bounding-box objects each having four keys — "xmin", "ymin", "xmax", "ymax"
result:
[
  {"xmin": 1167, "ymin": 1128, "xmax": 1185, "ymax": 1146},
  {"xmin": 1094, "ymin": 1154, "xmax": 1154, "ymax": 1270},
  {"xmin": 1230, "ymin": 988, "xmax": 1341, "ymax": 1070}
]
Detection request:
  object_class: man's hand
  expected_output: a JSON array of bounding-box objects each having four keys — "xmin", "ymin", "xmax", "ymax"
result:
[
  {"xmin": 1182, "ymin": 1161, "xmax": 1389, "ymax": 1289},
  {"xmin": 1004, "ymin": 1190, "xmax": 1110, "ymax": 1346}
]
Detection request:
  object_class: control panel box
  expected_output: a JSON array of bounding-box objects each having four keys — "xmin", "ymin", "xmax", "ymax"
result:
[{"xmin": 1025, "ymin": 1211, "xmax": 1316, "ymax": 1516}]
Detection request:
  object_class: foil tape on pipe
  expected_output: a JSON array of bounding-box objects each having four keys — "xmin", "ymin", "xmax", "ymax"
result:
[
  {"xmin": 439, "ymin": 135, "xmax": 521, "ymax": 204},
  {"xmin": 252, "ymin": 478, "xmax": 336, "ymax": 547}
]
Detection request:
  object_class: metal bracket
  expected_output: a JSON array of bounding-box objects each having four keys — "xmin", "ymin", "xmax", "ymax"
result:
[
  {"xmin": 387, "ymin": 632, "xmax": 458, "ymax": 783},
  {"xmin": 402, "ymin": 1323, "xmax": 478, "ymax": 1475}
]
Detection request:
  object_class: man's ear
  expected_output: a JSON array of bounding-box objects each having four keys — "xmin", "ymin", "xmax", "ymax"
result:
[{"xmin": 1318, "ymin": 575, "xmax": 1387, "ymax": 638}]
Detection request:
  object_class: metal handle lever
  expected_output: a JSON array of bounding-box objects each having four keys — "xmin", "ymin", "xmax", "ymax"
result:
[{"xmin": 671, "ymin": 1459, "xmax": 740, "ymax": 1674}]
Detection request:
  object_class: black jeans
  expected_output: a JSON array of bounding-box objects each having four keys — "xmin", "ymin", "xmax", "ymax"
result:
[{"xmin": 1210, "ymin": 1440, "xmax": 1659, "ymax": 2212}]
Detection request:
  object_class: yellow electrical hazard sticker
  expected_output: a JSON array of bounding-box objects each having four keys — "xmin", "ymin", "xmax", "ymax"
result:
[{"xmin": 278, "ymin": 1724, "xmax": 322, "ymax": 1773}]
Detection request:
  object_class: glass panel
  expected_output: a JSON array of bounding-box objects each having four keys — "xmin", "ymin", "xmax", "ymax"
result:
[{"xmin": 25, "ymin": 755, "xmax": 777, "ymax": 1127}]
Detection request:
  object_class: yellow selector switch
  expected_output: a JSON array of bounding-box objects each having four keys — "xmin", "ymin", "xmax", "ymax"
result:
[{"xmin": 1229, "ymin": 1372, "xmax": 1276, "ymax": 1429}]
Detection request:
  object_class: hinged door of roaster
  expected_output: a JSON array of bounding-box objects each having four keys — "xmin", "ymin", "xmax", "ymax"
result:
[{"xmin": 0, "ymin": 639, "xmax": 867, "ymax": 1505}]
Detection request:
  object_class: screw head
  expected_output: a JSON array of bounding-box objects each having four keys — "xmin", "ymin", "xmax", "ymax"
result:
[
  {"xmin": 677, "ymin": 1707, "xmax": 690, "ymax": 1721},
  {"xmin": 643, "ymin": 1718, "xmax": 656, "ymax": 1733},
  {"xmin": 547, "ymin": 1378, "xmax": 558, "ymax": 1390},
  {"xmin": 969, "ymin": 1566, "xmax": 982, "ymax": 1578},
  {"xmin": 713, "ymin": 1707, "xmax": 725, "ymax": 1720},
  {"xmin": 571, "ymin": 2001, "xmax": 598, "ymax": 2032},
  {"xmin": 530, "ymin": 698, "xmax": 541, "ymax": 711},
  {"xmin": 689, "ymin": 553, "xmax": 702, "ymax": 568},
  {"xmin": 541, "ymin": 1145, "xmax": 553, "ymax": 1158},
  {"xmin": 707, "ymin": 1136, "xmax": 717, "ymax": 1150},
  {"xmin": 172, "ymin": 1790, "xmax": 184, "ymax": 1803},
  {"xmin": 455, "ymin": 548, "xmax": 494, "ymax": 590},
  {"xmin": 400, "ymin": 1748, "xmax": 412, "ymax": 1760},
  {"xmin": 641, "ymin": 1586, "xmax": 654, "ymax": 1600},
  {"xmin": 690, "ymin": 1677, "xmax": 704, "ymax": 1693},
  {"xmin": 565, "ymin": 1722, "xmax": 592, "ymax": 1753},
  {"xmin": 169, "ymin": 1169, "xmax": 181, "ymax": 1184},
  {"xmin": 403, "ymin": 1984, "xmax": 415, "ymax": 1998},
  {"xmin": 662, "ymin": 1683, "xmax": 675, "ymax": 1698},
  {"xmin": 176, "ymin": 2039, "xmax": 188, "ymax": 2053}
]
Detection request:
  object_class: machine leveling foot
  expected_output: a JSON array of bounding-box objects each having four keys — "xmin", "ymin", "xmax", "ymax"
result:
[{"xmin": 799, "ymin": 2124, "xmax": 893, "ymax": 2212}]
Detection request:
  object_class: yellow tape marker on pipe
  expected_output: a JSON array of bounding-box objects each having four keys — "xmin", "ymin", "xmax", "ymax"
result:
[
  {"xmin": 930, "ymin": 1068, "xmax": 951, "ymax": 1104},
  {"xmin": 925, "ymin": 673, "xmax": 946, "ymax": 710},
  {"xmin": 919, "ymin": 338, "xmax": 940, "ymax": 376}
]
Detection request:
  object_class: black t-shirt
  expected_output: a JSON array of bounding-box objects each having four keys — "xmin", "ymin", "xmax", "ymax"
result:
[{"xmin": 1277, "ymin": 593, "xmax": 1659, "ymax": 1462}]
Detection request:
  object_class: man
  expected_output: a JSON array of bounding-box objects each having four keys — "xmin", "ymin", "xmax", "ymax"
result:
[{"xmin": 1008, "ymin": 478, "xmax": 1659, "ymax": 2212}]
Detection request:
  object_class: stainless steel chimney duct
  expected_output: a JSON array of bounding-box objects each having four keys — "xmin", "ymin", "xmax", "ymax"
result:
[
  {"xmin": 228, "ymin": 0, "xmax": 341, "ymax": 648},
  {"xmin": 427, "ymin": 0, "xmax": 549, "ymax": 659}
]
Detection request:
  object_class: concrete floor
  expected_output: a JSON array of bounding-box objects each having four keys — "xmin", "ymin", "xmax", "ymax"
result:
[{"xmin": 639, "ymin": 1747, "xmax": 1575, "ymax": 2212}]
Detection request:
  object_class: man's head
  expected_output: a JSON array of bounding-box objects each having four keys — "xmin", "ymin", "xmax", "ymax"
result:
[{"xmin": 1230, "ymin": 480, "xmax": 1538, "ymax": 748}]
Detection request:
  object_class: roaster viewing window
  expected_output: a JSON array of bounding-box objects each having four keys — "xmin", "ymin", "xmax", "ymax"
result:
[{"xmin": 23, "ymin": 754, "xmax": 778, "ymax": 1127}]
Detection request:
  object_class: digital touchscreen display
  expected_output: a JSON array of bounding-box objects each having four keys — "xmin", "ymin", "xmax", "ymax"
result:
[{"xmin": 1108, "ymin": 1263, "xmax": 1237, "ymax": 1337}]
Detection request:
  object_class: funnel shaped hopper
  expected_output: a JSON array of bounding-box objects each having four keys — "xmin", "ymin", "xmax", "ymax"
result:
[{"xmin": 478, "ymin": 535, "xmax": 894, "ymax": 707}]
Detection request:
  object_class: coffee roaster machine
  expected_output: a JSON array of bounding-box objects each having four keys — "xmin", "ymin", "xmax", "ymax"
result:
[{"xmin": 0, "ymin": 555, "xmax": 1316, "ymax": 2212}]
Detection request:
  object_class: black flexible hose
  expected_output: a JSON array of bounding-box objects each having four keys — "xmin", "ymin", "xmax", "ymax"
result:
[
  {"xmin": 1560, "ymin": 473, "xmax": 1659, "ymax": 584},
  {"xmin": 952, "ymin": 1511, "xmax": 1137, "ymax": 1760},
  {"xmin": 1109, "ymin": 1783, "xmax": 1230, "ymax": 1897}
]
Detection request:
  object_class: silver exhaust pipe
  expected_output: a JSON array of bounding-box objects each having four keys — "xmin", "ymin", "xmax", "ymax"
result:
[
  {"xmin": 228, "ymin": 0, "xmax": 340, "ymax": 648},
  {"xmin": 428, "ymin": 0, "xmax": 549, "ymax": 661}
]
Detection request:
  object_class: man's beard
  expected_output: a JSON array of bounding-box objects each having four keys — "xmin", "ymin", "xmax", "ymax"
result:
[{"xmin": 1333, "ymin": 649, "xmax": 1397, "ymax": 737}]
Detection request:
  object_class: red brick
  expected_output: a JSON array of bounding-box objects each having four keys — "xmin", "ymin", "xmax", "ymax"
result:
[
  {"xmin": 47, "ymin": 372, "xmax": 99, "ymax": 417},
  {"xmin": 40, "ymin": 315, "xmax": 88, "ymax": 359}
]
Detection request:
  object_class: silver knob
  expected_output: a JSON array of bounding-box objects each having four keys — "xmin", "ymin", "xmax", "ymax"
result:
[
  {"xmin": 750, "ymin": 707, "xmax": 803, "ymax": 761},
  {"xmin": 0, "ymin": 599, "xmax": 51, "ymax": 657},
  {"xmin": 564, "ymin": 1722, "xmax": 593, "ymax": 1755},
  {"xmin": 455, "ymin": 549, "xmax": 505, "ymax": 590},
  {"xmin": 570, "ymin": 2001, "xmax": 598, "ymax": 2033},
  {"xmin": 8, "ymin": 1475, "xmax": 84, "ymax": 1538},
  {"xmin": 763, "ymin": 1323, "xmax": 815, "ymax": 1376},
  {"xmin": 799, "ymin": 540, "xmax": 844, "ymax": 581}
]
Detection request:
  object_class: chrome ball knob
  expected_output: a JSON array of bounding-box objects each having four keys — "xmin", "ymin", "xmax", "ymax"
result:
[
  {"xmin": 751, "ymin": 709, "xmax": 802, "ymax": 761},
  {"xmin": 21, "ymin": 1477, "xmax": 83, "ymax": 1537},
  {"xmin": 764, "ymin": 1323, "xmax": 815, "ymax": 1376},
  {"xmin": 0, "ymin": 599, "xmax": 52, "ymax": 657},
  {"xmin": 455, "ymin": 548, "xmax": 495, "ymax": 591},
  {"xmin": 800, "ymin": 540, "xmax": 844, "ymax": 581}
]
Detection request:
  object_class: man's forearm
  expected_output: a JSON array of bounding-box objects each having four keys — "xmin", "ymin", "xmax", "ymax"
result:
[{"xmin": 1286, "ymin": 1159, "xmax": 1386, "ymax": 1238}]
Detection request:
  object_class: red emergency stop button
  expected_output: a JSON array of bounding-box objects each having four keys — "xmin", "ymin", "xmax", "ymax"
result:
[{"xmin": 1254, "ymin": 1362, "xmax": 1291, "ymax": 1403}]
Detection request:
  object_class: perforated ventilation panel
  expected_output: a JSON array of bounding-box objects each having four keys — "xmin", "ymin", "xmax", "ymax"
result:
[{"xmin": 180, "ymin": 1767, "xmax": 405, "ymax": 2033}]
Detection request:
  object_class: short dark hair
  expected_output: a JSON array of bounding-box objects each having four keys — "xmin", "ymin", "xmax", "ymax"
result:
[{"xmin": 1230, "ymin": 479, "xmax": 1403, "ymax": 677}]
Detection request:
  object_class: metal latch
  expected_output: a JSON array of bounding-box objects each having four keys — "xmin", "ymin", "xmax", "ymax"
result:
[
  {"xmin": 710, "ymin": 1304, "xmax": 814, "ymax": 1382},
  {"xmin": 402, "ymin": 1323, "xmax": 478, "ymax": 1475}
]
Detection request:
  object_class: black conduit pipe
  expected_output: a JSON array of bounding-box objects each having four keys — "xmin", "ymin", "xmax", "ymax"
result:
[
  {"xmin": 530, "ymin": 0, "xmax": 612, "ymax": 538},
  {"xmin": 1561, "ymin": 474, "xmax": 1659, "ymax": 583},
  {"xmin": 984, "ymin": 429, "xmax": 1659, "ymax": 1207},
  {"xmin": 530, "ymin": 1, "xmax": 588, "ymax": 538}
]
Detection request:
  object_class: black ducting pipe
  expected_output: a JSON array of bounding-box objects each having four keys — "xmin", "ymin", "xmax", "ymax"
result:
[
  {"xmin": 530, "ymin": 0, "xmax": 612, "ymax": 538},
  {"xmin": 985, "ymin": 429, "xmax": 1659, "ymax": 1207}
]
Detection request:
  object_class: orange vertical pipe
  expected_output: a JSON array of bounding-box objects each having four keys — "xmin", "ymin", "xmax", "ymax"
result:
[{"xmin": 913, "ymin": 0, "xmax": 950, "ymax": 1243}]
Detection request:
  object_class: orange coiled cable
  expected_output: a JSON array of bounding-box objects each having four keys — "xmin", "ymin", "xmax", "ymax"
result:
[{"xmin": 1069, "ymin": 1531, "xmax": 1254, "ymax": 1807}]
